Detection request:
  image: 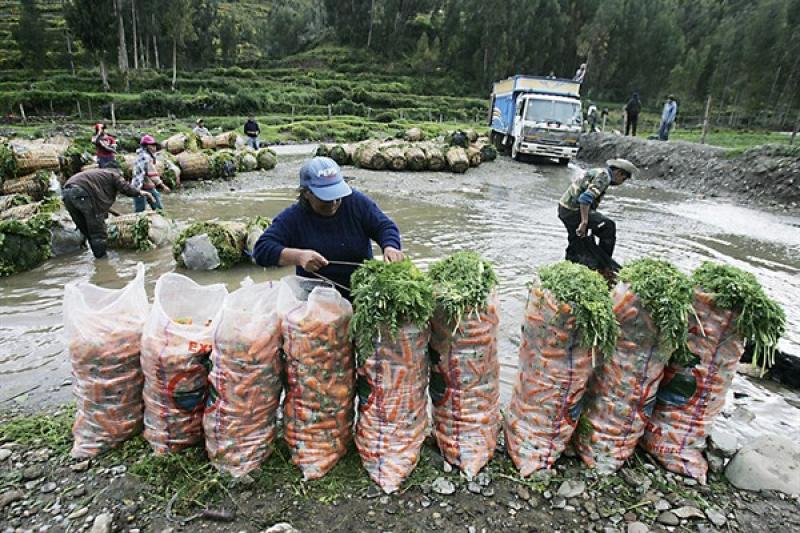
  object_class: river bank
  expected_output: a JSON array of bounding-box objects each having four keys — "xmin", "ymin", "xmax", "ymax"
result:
[{"xmin": 577, "ymin": 132, "xmax": 800, "ymax": 213}]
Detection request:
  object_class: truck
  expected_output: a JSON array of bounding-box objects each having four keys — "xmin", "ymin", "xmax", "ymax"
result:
[{"xmin": 489, "ymin": 75, "xmax": 582, "ymax": 164}]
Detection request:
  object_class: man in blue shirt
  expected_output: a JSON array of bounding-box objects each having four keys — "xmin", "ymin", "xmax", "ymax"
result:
[
  {"xmin": 253, "ymin": 157, "xmax": 404, "ymax": 294},
  {"xmin": 658, "ymin": 95, "xmax": 677, "ymax": 141}
]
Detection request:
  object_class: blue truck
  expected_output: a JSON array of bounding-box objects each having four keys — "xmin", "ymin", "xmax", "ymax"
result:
[{"xmin": 489, "ymin": 75, "xmax": 582, "ymax": 164}]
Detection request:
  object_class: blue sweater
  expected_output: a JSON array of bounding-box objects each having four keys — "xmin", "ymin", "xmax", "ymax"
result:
[{"xmin": 253, "ymin": 189, "xmax": 401, "ymax": 290}]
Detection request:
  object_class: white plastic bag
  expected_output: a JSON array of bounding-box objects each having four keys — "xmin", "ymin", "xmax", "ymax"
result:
[
  {"xmin": 141, "ymin": 273, "xmax": 227, "ymax": 454},
  {"xmin": 203, "ymin": 280, "xmax": 283, "ymax": 477},
  {"xmin": 64, "ymin": 263, "xmax": 149, "ymax": 458},
  {"xmin": 278, "ymin": 276, "xmax": 355, "ymax": 480}
]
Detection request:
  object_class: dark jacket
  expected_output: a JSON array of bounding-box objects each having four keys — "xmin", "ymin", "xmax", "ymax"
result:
[
  {"xmin": 244, "ymin": 119, "xmax": 260, "ymax": 138},
  {"xmin": 625, "ymin": 96, "xmax": 641, "ymax": 115},
  {"xmin": 64, "ymin": 168, "xmax": 142, "ymax": 215}
]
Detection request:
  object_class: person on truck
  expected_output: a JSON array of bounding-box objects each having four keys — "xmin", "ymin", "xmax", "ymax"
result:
[
  {"xmin": 92, "ymin": 123, "xmax": 117, "ymax": 168},
  {"xmin": 624, "ymin": 92, "xmax": 641, "ymax": 136},
  {"xmin": 557, "ymin": 159, "xmax": 638, "ymax": 273},
  {"xmin": 658, "ymin": 95, "xmax": 678, "ymax": 141}
]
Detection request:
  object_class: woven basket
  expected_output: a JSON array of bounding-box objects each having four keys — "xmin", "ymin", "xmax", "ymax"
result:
[
  {"xmin": 382, "ymin": 145, "xmax": 407, "ymax": 171},
  {"xmin": 404, "ymin": 146, "xmax": 427, "ymax": 171},
  {"xmin": 0, "ymin": 201, "xmax": 43, "ymax": 221},
  {"xmin": 200, "ymin": 136, "xmax": 217, "ymax": 150},
  {"xmin": 446, "ymin": 147, "xmax": 469, "ymax": 174},
  {"xmin": 214, "ymin": 131, "xmax": 238, "ymax": 149},
  {"xmin": 164, "ymin": 134, "xmax": 187, "ymax": 155},
  {"xmin": 0, "ymin": 172, "xmax": 50, "ymax": 200},
  {"xmin": 466, "ymin": 146, "xmax": 483, "ymax": 167},
  {"xmin": 176, "ymin": 151, "xmax": 210, "ymax": 180},
  {"xmin": 14, "ymin": 149, "xmax": 60, "ymax": 174}
]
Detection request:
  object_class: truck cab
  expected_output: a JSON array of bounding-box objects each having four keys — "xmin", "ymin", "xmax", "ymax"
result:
[{"xmin": 490, "ymin": 76, "xmax": 582, "ymax": 164}]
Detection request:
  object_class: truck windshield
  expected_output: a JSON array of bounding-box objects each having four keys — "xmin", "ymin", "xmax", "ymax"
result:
[{"xmin": 525, "ymin": 99, "xmax": 581, "ymax": 126}]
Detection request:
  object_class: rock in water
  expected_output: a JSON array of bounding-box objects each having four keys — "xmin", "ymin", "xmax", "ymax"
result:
[
  {"xmin": 725, "ymin": 435, "xmax": 800, "ymax": 494},
  {"xmin": 180, "ymin": 234, "xmax": 221, "ymax": 270}
]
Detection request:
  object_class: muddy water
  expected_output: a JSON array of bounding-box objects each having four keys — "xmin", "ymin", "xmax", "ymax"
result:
[{"xmin": 2, "ymin": 145, "xmax": 798, "ymax": 444}]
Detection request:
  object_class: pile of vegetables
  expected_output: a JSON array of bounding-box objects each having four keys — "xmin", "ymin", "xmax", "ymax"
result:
[
  {"xmin": 173, "ymin": 216, "xmax": 269, "ymax": 270},
  {"xmin": 350, "ymin": 260, "xmax": 435, "ymax": 365},
  {"xmin": 538, "ymin": 261, "xmax": 619, "ymax": 358},
  {"xmin": 617, "ymin": 258, "xmax": 694, "ymax": 362},
  {"xmin": 0, "ymin": 213, "xmax": 53, "ymax": 276},
  {"xmin": 692, "ymin": 262, "xmax": 785, "ymax": 373},
  {"xmin": 429, "ymin": 251, "xmax": 498, "ymax": 325}
]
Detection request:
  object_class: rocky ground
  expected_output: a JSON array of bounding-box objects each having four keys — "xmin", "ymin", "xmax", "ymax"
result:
[
  {"xmin": 577, "ymin": 133, "xmax": 800, "ymax": 213},
  {"xmin": 1, "ymin": 403, "xmax": 799, "ymax": 533}
]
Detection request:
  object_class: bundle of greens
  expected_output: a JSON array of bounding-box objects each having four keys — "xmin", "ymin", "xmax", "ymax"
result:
[
  {"xmin": 173, "ymin": 220, "xmax": 248, "ymax": 270},
  {"xmin": 0, "ymin": 213, "xmax": 52, "ymax": 276},
  {"xmin": 107, "ymin": 213, "xmax": 157, "ymax": 251},
  {"xmin": 429, "ymin": 251, "xmax": 497, "ymax": 326},
  {"xmin": 208, "ymin": 151, "xmax": 237, "ymax": 179},
  {"xmin": 0, "ymin": 170, "xmax": 52, "ymax": 200},
  {"xmin": 0, "ymin": 144, "xmax": 17, "ymax": 181},
  {"xmin": 692, "ymin": 262, "xmax": 785, "ymax": 372},
  {"xmin": 618, "ymin": 258, "xmax": 694, "ymax": 362},
  {"xmin": 350, "ymin": 260, "xmax": 435, "ymax": 365},
  {"xmin": 538, "ymin": 261, "xmax": 619, "ymax": 358},
  {"xmin": 256, "ymin": 148, "xmax": 278, "ymax": 170},
  {"xmin": 0, "ymin": 194, "xmax": 32, "ymax": 212},
  {"xmin": 60, "ymin": 140, "xmax": 94, "ymax": 180}
]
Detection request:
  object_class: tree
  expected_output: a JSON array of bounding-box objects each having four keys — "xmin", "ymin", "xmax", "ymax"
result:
[
  {"xmin": 162, "ymin": 0, "xmax": 196, "ymax": 91},
  {"xmin": 64, "ymin": 0, "xmax": 117, "ymax": 90},
  {"xmin": 13, "ymin": 0, "xmax": 50, "ymax": 70}
]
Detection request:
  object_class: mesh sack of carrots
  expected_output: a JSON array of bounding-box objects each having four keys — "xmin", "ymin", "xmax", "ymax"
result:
[
  {"xmin": 505, "ymin": 261, "xmax": 618, "ymax": 476},
  {"xmin": 428, "ymin": 251, "xmax": 501, "ymax": 478},
  {"xmin": 64, "ymin": 263, "xmax": 149, "ymax": 458},
  {"xmin": 574, "ymin": 259, "xmax": 693, "ymax": 473},
  {"xmin": 141, "ymin": 273, "xmax": 228, "ymax": 454},
  {"xmin": 203, "ymin": 280, "xmax": 283, "ymax": 477},
  {"xmin": 351, "ymin": 260, "xmax": 434, "ymax": 493},
  {"xmin": 641, "ymin": 262, "xmax": 784, "ymax": 483},
  {"xmin": 278, "ymin": 276, "xmax": 355, "ymax": 480}
]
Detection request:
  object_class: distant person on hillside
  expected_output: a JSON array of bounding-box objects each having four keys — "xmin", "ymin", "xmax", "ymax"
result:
[
  {"xmin": 92, "ymin": 123, "xmax": 117, "ymax": 168},
  {"xmin": 586, "ymin": 104, "xmax": 599, "ymax": 132},
  {"xmin": 193, "ymin": 118, "xmax": 210, "ymax": 137},
  {"xmin": 244, "ymin": 115, "xmax": 261, "ymax": 149},
  {"xmin": 132, "ymin": 135, "xmax": 169, "ymax": 212},
  {"xmin": 658, "ymin": 95, "xmax": 678, "ymax": 141},
  {"xmin": 574, "ymin": 63, "xmax": 587, "ymax": 83},
  {"xmin": 624, "ymin": 92, "xmax": 641, "ymax": 136}
]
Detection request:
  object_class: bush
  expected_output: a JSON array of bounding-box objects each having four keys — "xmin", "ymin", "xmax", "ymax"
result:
[
  {"xmin": 332, "ymin": 99, "xmax": 367, "ymax": 116},
  {"xmin": 321, "ymin": 86, "xmax": 348, "ymax": 104},
  {"xmin": 374, "ymin": 112, "xmax": 396, "ymax": 123},
  {"xmin": 291, "ymin": 125, "xmax": 314, "ymax": 140}
]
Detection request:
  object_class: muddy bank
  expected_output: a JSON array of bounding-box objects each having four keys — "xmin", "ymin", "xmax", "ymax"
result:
[{"xmin": 577, "ymin": 133, "xmax": 800, "ymax": 212}]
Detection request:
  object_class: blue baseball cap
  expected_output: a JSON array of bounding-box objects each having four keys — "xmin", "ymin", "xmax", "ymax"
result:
[{"xmin": 299, "ymin": 156, "xmax": 352, "ymax": 201}]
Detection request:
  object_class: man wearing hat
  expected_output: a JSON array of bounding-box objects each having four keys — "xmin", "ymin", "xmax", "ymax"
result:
[
  {"xmin": 253, "ymin": 156, "xmax": 404, "ymax": 294},
  {"xmin": 132, "ymin": 134, "xmax": 169, "ymax": 212},
  {"xmin": 92, "ymin": 123, "xmax": 117, "ymax": 168},
  {"xmin": 193, "ymin": 118, "xmax": 210, "ymax": 138},
  {"xmin": 557, "ymin": 159, "xmax": 638, "ymax": 271},
  {"xmin": 658, "ymin": 95, "xmax": 678, "ymax": 141}
]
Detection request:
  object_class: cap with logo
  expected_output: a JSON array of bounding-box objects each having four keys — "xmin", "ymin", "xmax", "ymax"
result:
[{"xmin": 299, "ymin": 156, "xmax": 352, "ymax": 201}]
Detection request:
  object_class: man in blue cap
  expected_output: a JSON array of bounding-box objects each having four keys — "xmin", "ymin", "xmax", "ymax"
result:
[{"xmin": 253, "ymin": 156, "xmax": 404, "ymax": 293}]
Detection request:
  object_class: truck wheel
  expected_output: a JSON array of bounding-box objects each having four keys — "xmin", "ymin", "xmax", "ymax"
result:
[
  {"xmin": 512, "ymin": 142, "xmax": 523, "ymax": 162},
  {"xmin": 558, "ymin": 158, "xmax": 569, "ymax": 165}
]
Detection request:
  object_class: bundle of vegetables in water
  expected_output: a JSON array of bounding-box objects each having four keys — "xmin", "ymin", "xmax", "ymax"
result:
[
  {"xmin": 404, "ymin": 145, "xmax": 427, "ymax": 171},
  {"xmin": 421, "ymin": 143, "xmax": 446, "ymax": 171},
  {"xmin": 59, "ymin": 140, "xmax": 94, "ymax": 180},
  {"xmin": 107, "ymin": 211, "xmax": 177, "ymax": 251},
  {"xmin": 350, "ymin": 260, "xmax": 434, "ymax": 493},
  {"xmin": 429, "ymin": 251, "xmax": 501, "ymax": 478},
  {"xmin": 0, "ymin": 143, "xmax": 61, "ymax": 181},
  {"xmin": 382, "ymin": 145, "xmax": 407, "ymax": 171},
  {"xmin": 0, "ymin": 212, "xmax": 54, "ymax": 276},
  {"xmin": 163, "ymin": 133, "xmax": 188, "ymax": 154},
  {"xmin": 214, "ymin": 131, "xmax": 238, "ymax": 148},
  {"xmin": 328, "ymin": 144, "xmax": 355, "ymax": 166},
  {"xmin": 208, "ymin": 151, "xmax": 237, "ymax": 179},
  {"xmin": 173, "ymin": 216, "xmax": 269, "ymax": 271},
  {"xmin": 155, "ymin": 153, "xmax": 181, "ymax": 189},
  {"xmin": 315, "ymin": 144, "xmax": 331, "ymax": 157},
  {"xmin": 256, "ymin": 147, "xmax": 277, "ymax": 170},
  {"xmin": 354, "ymin": 142, "xmax": 387, "ymax": 170},
  {"xmin": 641, "ymin": 262, "xmax": 785, "ymax": 483},
  {"xmin": 0, "ymin": 197, "xmax": 61, "ymax": 222},
  {"xmin": 236, "ymin": 149, "xmax": 258, "ymax": 172},
  {"xmin": 505, "ymin": 261, "xmax": 618, "ymax": 476},
  {"xmin": 446, "ymin": 147, "xmax": 469, "ymax": 174},
  {"xmin": 0, "ymin": 170, "xmax": 52, "ymax": 200},
  {"xmin": 176, "ymin": 151, "xmax": 210, "ymax": 180},
  {"xmin": 575, "ymin": 258, "xmax": 693, "ymax": 473}
]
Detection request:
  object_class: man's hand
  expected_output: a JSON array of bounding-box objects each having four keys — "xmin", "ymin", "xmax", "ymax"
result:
[
  {"xmin": 161, "ymin": 184, "xmax": 171, "ymax": 193},
  {"xmin": 383, "ymin": 246, "xmax": 405, "ymax": 263},
  {"xmin": 577, "ymin": 221, "xmax": 589, "ymax": 238},
  {"xmin": 297, "ymin": 250, "xmax": 328, "ymax": 272},
  {"xmin": 141, "ymin": 191, "xmax": 155, "ymax": 206}
]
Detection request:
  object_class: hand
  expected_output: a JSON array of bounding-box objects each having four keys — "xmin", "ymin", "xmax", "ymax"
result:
[
  {"xmin": 577, "ymin": 222, "xmax": 589, "ymax": 238},
  {"xmin": 161, "ymin": 184, "xmax": 171, "ymax": 193},
  {"xmin": 383, "ymin": 246, "xmax": 405, "ymax": 263},
  {"xmin": 141, "ymin": 191, "xmax": 155, "ymax": 205},
  {"xmin": 297, "ymin": 250, "xmax": 328, "ymax": 272}
]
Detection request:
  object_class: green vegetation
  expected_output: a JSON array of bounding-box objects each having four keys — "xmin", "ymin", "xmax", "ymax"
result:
[
  {"xmin": 429, "ymin": 251, "xmax": 498, "ymax": 325},
  {"xmin": 618, "ymin": 258, "xmax": 694, "ymax": 363},
  {"xmin": 692, "ymin": 262, "xmax": 785, "ymax": 373},
  {"xmin": 537, "ymin": 261, "xmax": 619, "ymax": 358},
  {"xmin": 350, "ymin": 260, "xmax": 435, "ymax": 366},
  {"xmin": 0, "ymin": 212, "xmax": 53, "ymax": 276},
  {"xmin": 173, "ymin": 221, "xmax": 245, "ymax": 270},
  {"xmin": 0, "ymin": 405, "xmax": 75, "ymax": 455}
]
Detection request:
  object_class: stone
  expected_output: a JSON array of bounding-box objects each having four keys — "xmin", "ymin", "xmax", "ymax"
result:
[
  {"xmin": 40, "ymin": 482, "xmax": 57, "ymax": 494},
  {"xmin": 476, "ymin": 472, "xmax": 491, "ymax": 486},
  {"xmin": 442, "ymin": 462, "xmax": 453, "ymax": 473},
  {"xmin": 705, "ymin": 508, "xmax": 727, "ymax": 527},
  {"xmin": 70, "ymin": 461, "xmax": 90, "ymax": 473},
  {"xmin": 89, "ymin": 513, "xmax": 113, "ymax": 533},
  {"xmin": 467, "ymin": 482, "xmax": 481, "ymax": 494},
  {"xmin": 551, "ymin": 496, "xmax": 566, "ymax": 509},
  {"xmin": 709, "ymin": 427, "xmax": 739, "ymax": 458},
  {"xmin": 515, "ymin": 485, "xmax": 531, "ymax": 501},
  {"xmin": 542, "ymin": 490, "xmax": 552, "ymax": 500},
  {"xmin": 379, "ymin": 496, "xmax": 389, "ymax": 505},
  {"xmin": 623, "ymin": 512, "xmax": 637, "ymax": 522},
  {"xmin": 673, "ymin": 506, "xmax": 704, "ymax": 519},
  {"xmin": 431, "ymin": 477, "xmax": 456, "ymax": 496},
  {"xmin": 683, "ymin": 478, "xmax": 698, "ymax": 486},
  {"xmin": 21, "ymin": 466, "xmax": 44, "ymax": 480},
  {"xmin": 507, "ymin": 500, "xmax": 523, "ymax": 511},
  {"xmin": 725, "ymin": 435, "xmax": 800, "ymax": 494},
  {"xmin": 263, "ymin": 524, "xmax": 299, "ymax": 533},
  {"xmin": 707, "ymin": 452, "xmax": 725, "ymax": 474},
  {"xmin": 557, "ymin": 479, "xmax": 586, "ymax": 499},
  {"xmin": 656, "ymin": 511, "xmax": 680, "ymax": 526},
  {"xmin": 365, "ymin": 485, "xmax": 381, "ymax": 499},
  {"xmin": 654, "ymin": 499, "xmax": 671, "ymax": 512},
  {"xmin": 0, "ymin": 490, "xmax": 24, "ymax": 510},
  {"xmin": 0, "ymin": 449, "xmax": 11, "ymax": 462},
  {"xmin": 67, "ymin": 508, "xmax": 89, "ymax": 521},
  {"xmin": 609, "ymin": 514, "xmax": 623, "ymax": 525},
  {"xmin": 480, "ymin": 487, "xmax": 495, "ymax": 498},
  {"xmin": 627, "ymin": 522, "xmax": 649, "ymax": 533}
]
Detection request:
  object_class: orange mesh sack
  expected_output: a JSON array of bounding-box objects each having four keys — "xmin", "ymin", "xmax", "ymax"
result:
[
  {"xmin": 504, "ymin": 287, "xmax": 594, "ymax": 476},
  {"xmin": 641, "ymin": 290, "xmax": 743, "ymax": 483},
  {"xmin": 203, "ymin": 281, "xmax": 283, "ymax": 477},
  {"xmin": 64, "ymin": 263, "xmax": 149, "ymax": 458},
  {"xmin": 429, "ymin": 295, "xmax": 500, "ymax": 478},
  {"xmin": 574, "ymin": 283, "xmax": 667, "ymax": 472},
  {"xmin": 142, "ymin": 273, "xmax": 227, "ymax": 454},
  {"xmin": 355, "ymin": 323, "xmax": 430, "ymax": 493},
  {"xmin": 279, "ymin": 276, "xmax": 355, "ymax": 480}
]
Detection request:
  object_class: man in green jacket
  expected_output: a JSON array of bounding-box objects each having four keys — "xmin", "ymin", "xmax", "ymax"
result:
[{"xmin": 557, "ymin": 158, "xmax": 638, "ymax": 270}]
